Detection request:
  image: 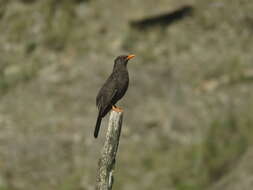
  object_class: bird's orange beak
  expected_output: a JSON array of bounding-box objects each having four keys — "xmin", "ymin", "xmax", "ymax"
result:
[{"xmin": 126, "ymin": 54, "xmax": 135, "ymax": 60}]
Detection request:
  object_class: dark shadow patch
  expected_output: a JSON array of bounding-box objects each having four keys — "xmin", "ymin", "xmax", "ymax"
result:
[{"xmin": 130, "ymin": 5, "xmax": 193, "ymax": 30}]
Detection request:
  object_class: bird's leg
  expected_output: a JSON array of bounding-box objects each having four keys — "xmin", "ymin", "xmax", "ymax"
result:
[{"xmin": 112, "ymin": 105, "xmax": 123, "ymax": 112}]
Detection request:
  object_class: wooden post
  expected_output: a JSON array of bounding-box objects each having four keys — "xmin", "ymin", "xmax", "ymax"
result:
[{"xmin": 96, "ymin": 110, "xmax": 123, "ymax": 190}]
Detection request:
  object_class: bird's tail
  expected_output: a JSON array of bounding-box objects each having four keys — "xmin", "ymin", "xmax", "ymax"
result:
[{"xmin": 94, "ymin": 115, "xmax": 102, "ymax": 138}]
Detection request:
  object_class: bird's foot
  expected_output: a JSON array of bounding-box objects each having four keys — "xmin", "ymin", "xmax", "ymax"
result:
[{"xmin": 112, "ymin": 105, "xmax": 123, "ymax": 113}]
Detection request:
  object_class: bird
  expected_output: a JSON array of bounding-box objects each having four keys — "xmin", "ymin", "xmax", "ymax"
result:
[{"xmin": 94, "ymin": 54, "xmax": 135, "ymax": 138}]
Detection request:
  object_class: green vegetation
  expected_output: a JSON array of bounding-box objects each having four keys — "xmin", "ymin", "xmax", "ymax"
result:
[{"xmin": 0, "ymin": 0, "xmax": 252, "ymax": 189}]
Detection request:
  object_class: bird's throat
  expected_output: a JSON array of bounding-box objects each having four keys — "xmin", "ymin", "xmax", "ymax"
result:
[{"xmin": 113, "ymin": 63, "xmax": 127, "ymax": 72}]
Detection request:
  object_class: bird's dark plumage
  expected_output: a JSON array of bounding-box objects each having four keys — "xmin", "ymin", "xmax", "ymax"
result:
[{"xmin": 94, "ymin": 55, "xmax": 135, "ymax": 138}]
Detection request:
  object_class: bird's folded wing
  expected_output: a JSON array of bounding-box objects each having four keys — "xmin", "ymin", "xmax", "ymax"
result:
[{"xmin": 96, "ymin": 88, "xmax": 118, "ymax": 110}]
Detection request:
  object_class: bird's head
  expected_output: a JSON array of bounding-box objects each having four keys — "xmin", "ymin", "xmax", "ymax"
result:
[{"xmin": 114, "ymin": 54, "xmax": 135, "ymax": 66}]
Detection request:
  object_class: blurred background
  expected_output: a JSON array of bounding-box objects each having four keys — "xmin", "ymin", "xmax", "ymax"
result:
[{"xmin": 0, "ymin": 0, "xmax": 253, "ymax": 189}]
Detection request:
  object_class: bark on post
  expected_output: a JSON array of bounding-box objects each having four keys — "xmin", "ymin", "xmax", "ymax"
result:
[{"xmin": 96, "ymin": 110, "xmax": 123, "ymax": 190}]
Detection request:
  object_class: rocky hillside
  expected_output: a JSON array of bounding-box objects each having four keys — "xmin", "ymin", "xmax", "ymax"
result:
[{"xmin": 0, "ymin": 0, "xmax": 252, "ymax": 190}]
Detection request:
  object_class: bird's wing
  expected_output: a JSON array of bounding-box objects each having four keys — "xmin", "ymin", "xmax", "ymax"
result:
[
  {"xmin": 96, "ymin": 75, "xmax": 118, "ymax": 110},
  {"xmin": 96, "ymin": 89, "xmax": 118, "ymax": 118},
  {"xmin": 96, "ymin": 88, "xmax": 117, "ymax": 108}
]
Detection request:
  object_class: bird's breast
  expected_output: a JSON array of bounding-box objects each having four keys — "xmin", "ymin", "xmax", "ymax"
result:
[{"xmin": 117, "ymin": 71, "xmax": 129, "ymax": 86}]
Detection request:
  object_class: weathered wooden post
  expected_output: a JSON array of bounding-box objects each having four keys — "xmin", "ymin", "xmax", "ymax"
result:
[{"xmin": 96, "ymin": 110, "xmax": 123, "ymax": 190}]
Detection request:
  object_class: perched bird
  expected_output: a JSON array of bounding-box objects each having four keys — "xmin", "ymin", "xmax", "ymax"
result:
[{"xmin": 94, "ymin": 54, "xmax": 135, "ymax": 138}]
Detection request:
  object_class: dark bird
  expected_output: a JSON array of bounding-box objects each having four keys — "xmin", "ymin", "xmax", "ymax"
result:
[{"xmin": 94, "ymin": 54, "xmax": 135, "ymax": 138}]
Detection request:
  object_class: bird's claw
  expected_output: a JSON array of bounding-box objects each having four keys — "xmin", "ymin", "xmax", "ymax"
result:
[{"xmin": 112, "ymin": 105, "xmax": 123, "ymax": 112}]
